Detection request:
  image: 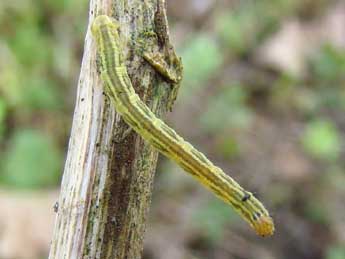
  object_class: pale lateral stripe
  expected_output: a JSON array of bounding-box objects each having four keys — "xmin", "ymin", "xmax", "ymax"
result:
[{"xmin": 91, "ymin": 15, "xmax": 274, "ymax": 237}]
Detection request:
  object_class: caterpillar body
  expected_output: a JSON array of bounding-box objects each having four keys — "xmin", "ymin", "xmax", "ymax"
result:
[{"xmin": 91, "ymin": 15, "xmax": 274, "ymax": 237}]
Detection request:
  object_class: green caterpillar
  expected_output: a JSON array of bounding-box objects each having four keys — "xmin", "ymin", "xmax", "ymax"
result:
[{"xmin": 91, "ymin": 15, "xmax": 274, "ymax": 237}]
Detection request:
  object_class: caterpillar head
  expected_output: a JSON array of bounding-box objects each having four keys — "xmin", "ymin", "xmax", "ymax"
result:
[
  {"xmin": 239, "ymin": 192, "xmax": 275, "ymax": 237},
  {"xmin": 91, "ymin": 15, "xmax": 120, "ymax": 38},
  {"xmin": 250, "ymin": 212, "xmax": 275, "ymax": 237}
]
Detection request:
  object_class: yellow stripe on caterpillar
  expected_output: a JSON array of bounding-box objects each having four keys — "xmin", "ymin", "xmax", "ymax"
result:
[{"xmin": 91, "ymin": 15, "xmax": 274, "ymax": 237}]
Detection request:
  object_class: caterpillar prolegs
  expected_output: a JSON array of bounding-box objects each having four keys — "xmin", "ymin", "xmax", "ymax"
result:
[{"xmin": 91, "ymin": 15, "xmax": 274, "ymax": 237}]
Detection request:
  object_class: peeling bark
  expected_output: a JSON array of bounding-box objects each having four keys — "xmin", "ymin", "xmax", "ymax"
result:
[{"xmin": 49, "ymin": 0, "xmax": 175, "ymax": 258}]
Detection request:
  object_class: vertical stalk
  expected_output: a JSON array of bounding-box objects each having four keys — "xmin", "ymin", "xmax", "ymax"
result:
[{"xmin": 49, "ymin": 0, "xmax": 174, "ymax": 258}]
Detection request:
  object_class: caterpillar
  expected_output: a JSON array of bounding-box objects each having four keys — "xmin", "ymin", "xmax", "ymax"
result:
[{"xmin": 91, "ymin": 15, "xmax": 274, "ymax": 237}]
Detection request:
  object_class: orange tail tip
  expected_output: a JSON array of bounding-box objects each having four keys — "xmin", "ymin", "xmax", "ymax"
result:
[{"xmin": 254, "ymin": 215, "xmax": 275, "ymax": 237}]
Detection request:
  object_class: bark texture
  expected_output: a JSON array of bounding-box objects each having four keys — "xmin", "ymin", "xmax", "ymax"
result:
[{"xmin": 49, "ymin": 0, "xmax": 175, "ymax": 258}]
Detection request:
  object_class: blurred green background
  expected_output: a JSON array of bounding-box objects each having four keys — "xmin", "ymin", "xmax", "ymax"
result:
[{"xmin": 1, "ymin": 0, "xmax": 345, "ymax": 258}]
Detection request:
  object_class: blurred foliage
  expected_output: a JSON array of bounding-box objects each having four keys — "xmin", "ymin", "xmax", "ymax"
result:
[
  {"xmin": 302, "ymin": 119, "xmax": 341, "ymax": 161},
  {"xmin": 311, "ymin": 45, "xmax": 345, "ymax": 83},
  {"xmin": 192, "ymin": 198, "xmax": 238, "ymax": 244},
  {"xmin": 215, "ymin": 0, "xmax": 302, "ymax": 56},
  {"xmin": 214, "ymin": 135, "xmax": 240, "ymax": 159},
  {"xmin": 326, "ymin": 246, "xmax": 345, "ymax": 259},
  {"xmin": 200, "ymin": 84, "xmax": 253, "ymax": 133},
  {"xmin": 23, "ymin": 74, "xmax": 62, "ymax": 110},
  {"xmin": 169, "ymin": 1, "xmax": 345, "ymax": 258},
  {"xmin": 304, "ymin": 198, "xmax": 328, "ymax": 225},
  {"xmin": 1, "ymin": 0, "xmax": 345, "ymax": 258},
  {"xmin": 308, "ymin": 45, "xmax": 345, "ymax": 112},
  {"xmin": 179, "ymin": 35, "xmax": 222, "ymax": 98},
  {"xmin": 1, "ymin": 130, "xmax": 62, "ymax": 188},
  {"xmin": 0, "ymin": 97, "xmax": 7, "ymax": 139},
  {"xmin": 0, "ymin": 0, "xmax": 87, "ymax": 190}
]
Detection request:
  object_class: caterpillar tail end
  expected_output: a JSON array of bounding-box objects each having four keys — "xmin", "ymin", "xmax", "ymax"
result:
[{"xmin": 253, "ymin": 215, "xmax": 275, "ymax": 237}]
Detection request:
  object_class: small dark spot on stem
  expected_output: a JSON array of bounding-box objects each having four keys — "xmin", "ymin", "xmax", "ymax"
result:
[
  {"xmin": 53, "ymin": 201, "xmax": 59, "ymax": 213},
  {"xmin": 81, "ymin": 98, "xmax": 85, "ymax": 102}
]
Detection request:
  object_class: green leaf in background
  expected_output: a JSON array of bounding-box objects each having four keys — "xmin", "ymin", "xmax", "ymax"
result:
[
  {"xmin": 1, "ymin": 41, "xmax": 61, "ymax": 111},
  {"xmin": 0, "ymin": 97, "xmax": 7, "ymax": 138},
  {"xmin": 326, "ymin": 245, "xmax": 345, "ymax": 259},
  {"xmin": 180, "ymin": 34, "xmax": 222, "ymax": 97},
  {"xmin": 45, "ymin": 0, "xmax": 86, "ymax": 15},
  {"xmin": 23, "ymin": 74, "xmax": 62, "ymax": 111},
  {"xmin": 46, "ymin": 0, "xmax": 73, "ymax": 12},
  {"xmin": 9, "ymin": 23, "xmax": 51, "ymax": 67},
  {"xmin": 0, "ymin": 0, "xmax": 39, "ymax": 25},
  {"xmin": 318, "ymin": 88, "xmax": 345, "ymax": 110},
  {"xmin": 325, "ymin": 166, "xmax": 345, "ymax": 192},
  {"xmin": 310, "ymin": 45, "xmax": 345, "ymax": 83},
  {"xmin": 270, "ymin": 74, "xmax": 300, "ymax": 111},
  {"xmin": 215, "ymin": 136, "xmax": 240, "ymax": 159},
  {"xmin": 304, "ymin": 199, "xmax": 328, "ymax": 225},
  {"xmin": 215, "ymin": 0, "xmax": 300, "ymax": 55},
  {"xmin": 215, "ymin": 11, "xmax": 256, "ymax": 54},
  {"xmin": 301, "ymin": 119, "xmax": 341, "ymax": 161},
  {"xmin": 200, "ymin": 84, "xmax": 253, "ymax": 133},
  {"xmin": 0, "ymin": 43, "xmax": 23, "ymax": 106},
  {"xmin": 1, "ymin": 129, "xmax": 62, "ymax": 189},
  {"xmin": 0, "ymin": 98, "xmax": 6, "ymax": 121},
  {"xmin": 193, "ymin": 198, "xmax": 238, "ymax": 243}
]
